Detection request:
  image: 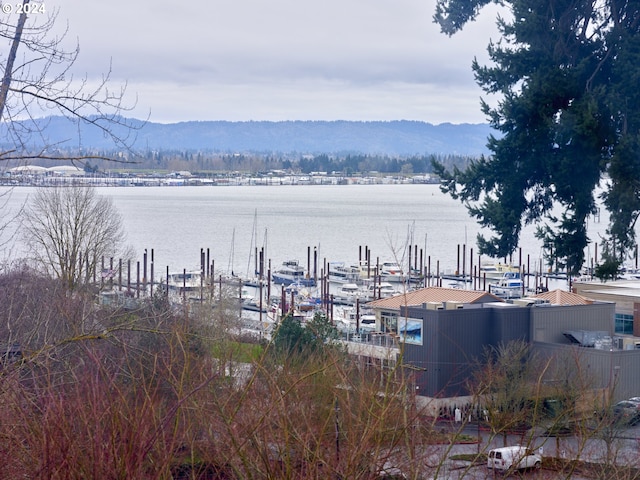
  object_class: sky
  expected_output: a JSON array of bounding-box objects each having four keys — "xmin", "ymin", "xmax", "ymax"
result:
[{"xmin": 47, "ymin": 0, "xmax": 503, "ymax": 125}]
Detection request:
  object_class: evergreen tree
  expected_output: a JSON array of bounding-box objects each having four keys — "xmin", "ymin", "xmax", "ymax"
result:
[
  {"xmin": 432, "ymin": 0, "xmax": 640, "ymax": 274},
  {"xmin": 272, "ymin": 312, "xmax": 340, "ymax": 358}
]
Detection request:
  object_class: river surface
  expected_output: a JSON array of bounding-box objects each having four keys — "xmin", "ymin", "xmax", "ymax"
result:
[{"xmin": 0, "ymin": 184, "xmax": 611, "ymax": 277}]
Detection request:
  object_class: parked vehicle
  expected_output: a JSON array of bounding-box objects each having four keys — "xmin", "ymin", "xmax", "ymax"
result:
[
  {"xmin": 613, "ymin": 399, "xmax": 640, "ymax": 425},
  {"xmin": 487, "ymin": 446, "xmax": 541, "ymax": 473}
]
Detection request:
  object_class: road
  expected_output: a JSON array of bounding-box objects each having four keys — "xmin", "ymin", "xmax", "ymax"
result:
[{"xmin": 415, "ymin": 420, "xmax": 640, "ymax": 479}]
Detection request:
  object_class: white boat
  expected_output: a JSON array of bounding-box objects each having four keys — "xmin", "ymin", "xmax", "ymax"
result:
[
  {"xmin": 361, "ymin": 279, "xmax": 400, "ymax": 300},
  {"xmin": 333, "ymin": 306, "xmax": 377, "ymax": 333},
  {"xmin": 379, "ymin": 261, "xmax": 407, "ymax": 283},
  {"xmin": 480, "ymin": 262, "xmax": 521, "ymax": 281},
  {"xmin": 358, "ymin": 312, "xmax": 377, "ymax": 331},
  {"xmin": 489, "ymin": 271, "xmax": 524, "ymax": 298},
  {"xmin": 328, "ymin": 262, "xmax": 360, "ymax": 284},
  {"xmin": 333, "ymin": 282, "xmax": 364, "ymax": 305},
  {"xmin": 271, "ymin": 260, "xmax": 316, "ymax": 287},
  {"xmin": 356, "ymin": 260, "xmax": 377, "ymax": 280},
  {"xmin": 242, "ymin": 296, "xmax": 268, "ymax": 313},
  {"xmin": 163, "ymin": 270, "xmax": 203, "ymax": 294}
]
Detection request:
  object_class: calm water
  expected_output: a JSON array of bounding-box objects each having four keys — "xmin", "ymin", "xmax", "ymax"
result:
[{"xmin": 0, "ymin": 184, "xmax": 611, "ymax": 276}]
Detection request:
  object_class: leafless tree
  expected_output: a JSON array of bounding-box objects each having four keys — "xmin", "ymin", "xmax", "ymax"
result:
[
  {"xmin": 0, "ymin": 1, "xmax": 139, "ymax": 264},
  {"xmin": 22, "ymin": 185, "xmax": 129, "ymax": 290},
  {"xmin": 469, "ymin": 340, "xmax": 547, "ymax": 447},
  {"xmin": 0, "ymin": 0, "xmax": 140, "ymax": 166}
]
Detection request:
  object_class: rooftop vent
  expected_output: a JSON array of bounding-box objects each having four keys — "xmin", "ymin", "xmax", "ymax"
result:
[
  {"xmin": 445, "ymin": 301, "xmax": 463, "ymax": 310},
  {"xmin": 425, "ymin": 302, "xmax": 443, "ymax": 310}
]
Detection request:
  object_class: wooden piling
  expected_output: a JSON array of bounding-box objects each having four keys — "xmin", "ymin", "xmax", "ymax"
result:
[
  {"xmin": 462, "ymin": 243, "xmax": 466, "ymax": 278},
  {"xmin": 314, "ymin": 247, "xmax": 318, "ymax": 283},
  {"xmin": 143, "ymin": 249, "xmax": 148, "ymax": 288}
]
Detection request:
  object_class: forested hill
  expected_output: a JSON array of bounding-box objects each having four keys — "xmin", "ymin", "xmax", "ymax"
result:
[
  {"xmin": 5, "ymin": 117, "xmax": 494, "ymax": 156},
  {"xmin": 130, "ymin": 120, "xmax": 494, "ymax": 156}
]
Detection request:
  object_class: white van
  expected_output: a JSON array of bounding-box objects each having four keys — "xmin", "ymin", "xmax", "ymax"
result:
[{"xmin": 487, "ymin": 446, "xmax": 542, "ymax": 473}]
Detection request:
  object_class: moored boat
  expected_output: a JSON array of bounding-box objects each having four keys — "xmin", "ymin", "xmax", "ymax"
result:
[
  {"xmin": 480, "ymin": 262, "xmax": 521, "ymax": 281},
  {"xmin": 361, "ymin": 279, "xmax": 400, "ymax": 300},
  {"xmin": 241, "ymin": 295, "xmax": 268, "ymax": 313},
  {"xmin": 163, "ymin": 270, "xmax": 203, "ymax": 294},
  {"xmin": 272, "ymin": 260, "xmax": 316, "ymax": 287},
  {"xmin": 489, "ymin": 271, "xmax": 524, "ymax": 298},
  {"xmin": 333, "ymin": 305, "xmax": 377, "ymax": 333},
  {"xmin": 379, "ymin": 261, "xmax": 407, "ymax": 283},
  {"xmin": 356, "ymin": 260, "xmax": 378, "ymax": 280},
  {"xmin": 333, "ymin": 282, "xmax": 364, "ymax": 305},
  {"xmin": 328, "ymin": 262, "xmax": 360, "ymax": 284}
]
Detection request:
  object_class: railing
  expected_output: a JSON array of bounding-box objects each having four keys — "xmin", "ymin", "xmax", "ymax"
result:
[{"xmin": 341, "ymin": 331, "xmax": 399, "ymax": 348}]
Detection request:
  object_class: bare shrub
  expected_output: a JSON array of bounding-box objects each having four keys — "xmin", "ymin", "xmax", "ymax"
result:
[{"xmin": 0, "ymin": 267, "xmax": 432, "ymax": 479}]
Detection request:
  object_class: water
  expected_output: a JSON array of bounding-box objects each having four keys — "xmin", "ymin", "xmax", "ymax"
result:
[{"xmin": 0, "ymin": 184, "xmax": 611, "ymax": 276}]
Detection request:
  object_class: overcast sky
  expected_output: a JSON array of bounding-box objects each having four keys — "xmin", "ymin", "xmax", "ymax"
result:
[{"xmin": 52, "ymin": 0, "xmax": 503, "ymax": 125}]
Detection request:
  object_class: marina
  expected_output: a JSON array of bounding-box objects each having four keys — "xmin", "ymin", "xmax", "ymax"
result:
[{"xmin": 94, "ymin": 237, "xmax": 574, "ymax": 342}]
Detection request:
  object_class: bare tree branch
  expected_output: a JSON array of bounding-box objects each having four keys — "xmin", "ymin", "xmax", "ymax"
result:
[{"xmin": 0, "ymin": 1, "xmax": 143, "ymax": 166}]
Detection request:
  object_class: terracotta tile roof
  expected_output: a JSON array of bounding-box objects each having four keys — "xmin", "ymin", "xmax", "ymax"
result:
[
  {"xmin": 366, "ymin": 286, "xmax": 502, "ymax": 309},
  {"xmin": 533, "ymin": 289, "xmax": 594, "ymax": 305}
]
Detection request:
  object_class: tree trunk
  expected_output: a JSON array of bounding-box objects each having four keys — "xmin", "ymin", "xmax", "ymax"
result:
[{"xmin": 0, "ymin": 0, "xmax": 30, "ymax": 119}]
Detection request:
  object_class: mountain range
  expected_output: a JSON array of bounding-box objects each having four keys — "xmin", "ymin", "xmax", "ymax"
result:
[{"xmin": 5, "ymin": 117, "xmax": 495, "ymax": 157}]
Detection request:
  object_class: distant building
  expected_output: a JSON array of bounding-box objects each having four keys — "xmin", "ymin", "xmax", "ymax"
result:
[
  {"xmin": 572, "ymin": 279, "xmax": 640, "ymax": 336},
  {"xmin": 48, "ymin": 165, "xmax": 83, "ymax": 176},
  {"xmin": 9, "ymin": 165, "xmax": 47, "ymax": 175},
  {"xmin": 8, "ymin": 164, "xmax": 83, "ymax": 178}
]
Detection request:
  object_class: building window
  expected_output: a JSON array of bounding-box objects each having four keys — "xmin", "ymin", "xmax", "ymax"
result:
[
  {"xmin": 615, "ymin": 312, "xmax": 634, "ymax": 335},
  {"xmin": 380, "ymin": 311, "xmax": 398, "ymax": 333}
]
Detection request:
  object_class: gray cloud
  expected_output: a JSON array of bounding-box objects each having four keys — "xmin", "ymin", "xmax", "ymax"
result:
[{"xmin": 52, "ymin": 0, "xmax": 503, "ymax": 123}]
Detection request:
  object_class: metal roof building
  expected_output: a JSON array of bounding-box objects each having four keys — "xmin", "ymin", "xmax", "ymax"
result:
[{"xmin": 364, "ymin": 286, "xmax": 639, "ymax": 405}]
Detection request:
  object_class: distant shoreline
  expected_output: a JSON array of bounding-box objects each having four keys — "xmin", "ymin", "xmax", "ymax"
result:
[{"xmin": 2, "ymin": 171, "xmax": 441, "ymax": 187}]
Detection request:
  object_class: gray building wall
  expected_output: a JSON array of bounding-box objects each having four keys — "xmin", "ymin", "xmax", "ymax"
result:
[
  {"xmin": 403, "ymin": 305, "xmax": 529, "ymax": 398},
  {"xmin": 492, "ymin": 306, "xmax": 530, "ymax": 344},
  {"xmin": 533, "ymin": 342, "xmax": 640, "ymax": 403},
  {"xmin": 399, "ymin": 301, "xmax": 630, "ymax": 400},
  {"xmin": 530, "ymin": 303, "xmax": 615, "ymax": 343}
]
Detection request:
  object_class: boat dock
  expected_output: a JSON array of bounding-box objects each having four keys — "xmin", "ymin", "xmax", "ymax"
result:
[{"xmin": 96, "ymin": 241, "xmax": 576, "ymax": 317}]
